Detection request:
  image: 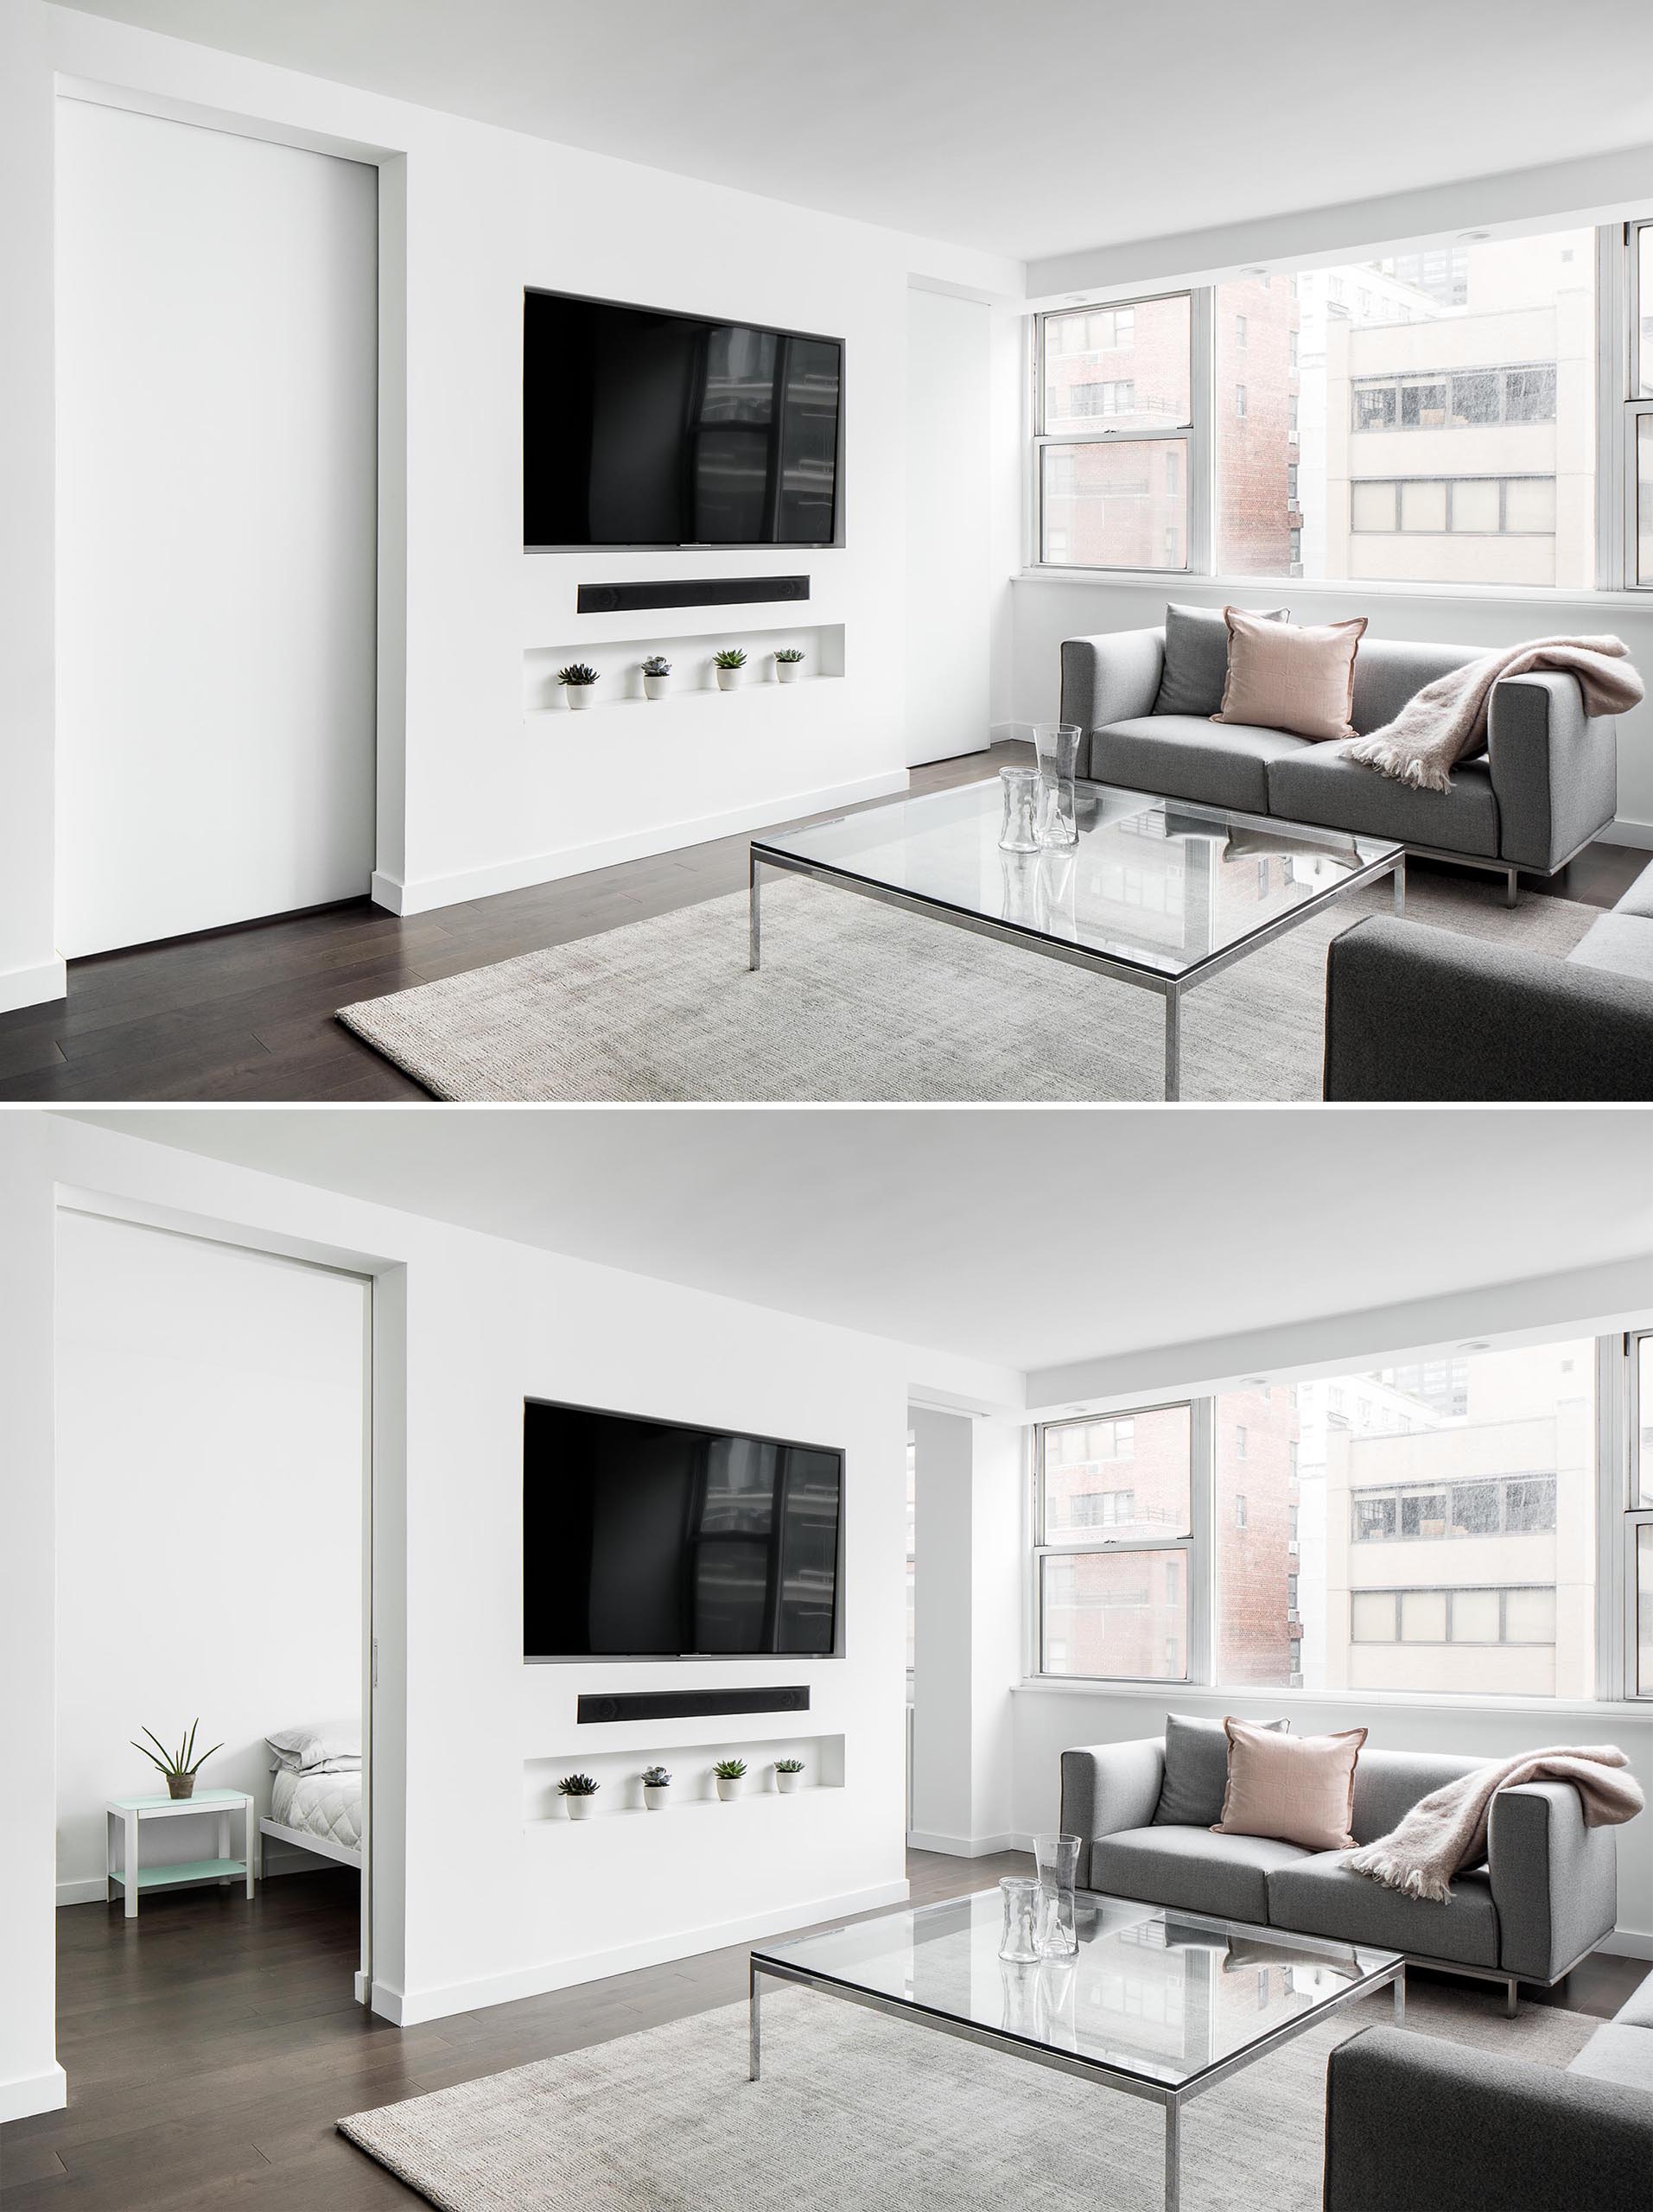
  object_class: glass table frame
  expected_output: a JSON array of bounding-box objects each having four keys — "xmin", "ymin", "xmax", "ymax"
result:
[
  {"xmin": 748, "ymin": 779, "xmax": 1405, "ymax": 1102},
  {"xmin": 747, "ymin": 1890, "xmax": 1404, "ymax": 2212}
]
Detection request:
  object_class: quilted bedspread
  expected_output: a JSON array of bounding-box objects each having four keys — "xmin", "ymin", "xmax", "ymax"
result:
[{"xmin": 271, "ymin": 1763, "xmax": 362, "ymax": 1853}]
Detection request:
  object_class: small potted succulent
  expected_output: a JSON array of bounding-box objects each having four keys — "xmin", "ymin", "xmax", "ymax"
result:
[
  {"xmin": 713, "ymin": 647, "xmax": 747, "ymax": 693},
  {"xmin": 557, "ymin": 1772, "xmax": 600, "ymax": 1821},
  {"xmin": 774, "ymin": 1757, "xmax": 805, "ymax": 1796},
  {"xmin": 641, "ymin": 1764, "xmax": 671, "ymax": 1812},
  {"xmin": 131, "ymin": 1720, "xmax": 223, "ymax": 1802},
  {"xmin": 774, "ymin": 647, "xmax": 806, "ymax": 685},
  {"xmin": 558, "ymin": 662, "xmax": 601, "ymax": 711},
  {"xmin": 640, "ymin": 654, "xmax": 671, "ymax": 702},
  {"xmin": 713, "ymin": 1757, "xmax": 748, "ymax": 1802}
]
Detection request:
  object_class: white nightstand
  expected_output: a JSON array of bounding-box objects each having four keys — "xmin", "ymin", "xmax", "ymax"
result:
[{"xmin": 105, "ymin": 1789, "xmax": 256, "ymax": 1918}]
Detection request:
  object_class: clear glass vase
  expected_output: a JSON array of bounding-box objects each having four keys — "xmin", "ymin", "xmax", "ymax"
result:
[
  {"xmin": 997, "ymin": 1875, "xmax": 1041, "ymax": 1962},
  {"xmin": 1032, "ymin": 722, "xmax": 1081, "ymax": 847},
  {"xmin": 1033, "ymin": 1831, "xmax": 1081, "ymax": 1957},
  {"xmin": 997, "ymin": 766, "xmax": 1039, "ymax": 853}
]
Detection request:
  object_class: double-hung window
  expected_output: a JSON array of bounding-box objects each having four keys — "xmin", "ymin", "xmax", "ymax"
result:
[
  {"xmin": 1629, "ymin": 220, "xmax": 1653, "ymax": 585},
  {"xmin": 1035, "ymin": 1402, "xmax": 1193, "ymax": 1679},
  {"xmin": 1036, "ymin": 292, "xmax": 1196, "ymax": 572}
]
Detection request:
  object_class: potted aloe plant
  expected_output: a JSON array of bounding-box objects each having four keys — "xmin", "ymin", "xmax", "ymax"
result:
[
  {"xmin": 641, "ymin": 1764, "xmax": 671, "ymax": 1812},
  {"xmin": 640, "ymin": 655, "xmax": 671, "ymax": 702},
  {"xmin": 774, "ymin": 647, "xmax": 806, "ymax": 685},
  {"xmin": 774, "ymin": 1757, "xmax": 805, "ymax": 1796},
  {"xmin": 713, "ymin": 1757, "xmax": 747, "ymax": 1802},
  {"xmin": 131, "ymin": 1720, "xmax": 223, "ymax": 1802},
  {"xmin": 557, "ymin": 1772, "xmax": 600, "ymax": 1821},
  {"xmin": 558, "ymin": 662, "xmax": 601, "ymax": 711},
  {"xmin": 713, "ymin": 647, "xmax": 747, "ymax": 693}
]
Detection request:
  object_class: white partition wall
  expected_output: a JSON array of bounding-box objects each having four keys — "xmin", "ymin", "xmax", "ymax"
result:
[{"xmin": 54, "ymin": 99, "xmax": 378, "ymax": 956}]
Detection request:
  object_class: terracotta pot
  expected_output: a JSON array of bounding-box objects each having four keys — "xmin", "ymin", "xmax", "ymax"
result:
[{"xmin": 166, "ymin": 1771, "xmax": 195, "ymax": 1801}]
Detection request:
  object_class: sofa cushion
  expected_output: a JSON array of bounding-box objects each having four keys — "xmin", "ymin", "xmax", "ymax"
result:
[
  {"xmin": 1567, "ymin": 911, "xmax": 1653, "ymax": 982},
  {"xmin": 1213, "ymin": 1719, "xmax": 1366, "ymax": 1850},
  {"xmin": 1153, "ymin": 601, "xmax": 1289, "ymax": 718},
  {"xmin": 1349, "ymin": 638, "xmax": 1481, "ymax": 736},
  {"xmin": 1567, "ymin": 2023, "xmax": 1653, "ymax": 2093},
  {"xmin": 1349, "ymin": 1748, "xmax": 1483, "ymax": 1847},
  {"xmin": 1612, "ymin": 861, "xmax": 1653, "ymax": 921},
  {"xmin": 1266, "ymin": 1851, "xmax": 1500, "ymax": 1966},
  {"xmin": 1154, "ymin": 1713, "xmax": 1288, "ymax": 1828},
  {"xmin": 1265, "ymin": 745, "xmax": 1500, "ymax": 857},
  {"xmin": 1216, "ymin": 609, "xmax": 1367, "ymax": 743},
  {"xmin": 1613, "ymin": 1970, "xmax": 1653, "ymax": 2031},
  {"xmin": 1092, "ymin": 715, "xmax": 1308, "ymax": 813},
  {"xmin": 1090, "ymin": 1824, "xmax": 1308, "ymax": 1923}
]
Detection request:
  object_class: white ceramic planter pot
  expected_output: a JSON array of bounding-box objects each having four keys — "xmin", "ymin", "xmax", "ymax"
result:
[
  {"xmin": 642, "ymin": 675, "xmax": 670, "ymax": 701},
  {"xmin": 643, "ymin": 1785, "xmax": 670, "ymax": 1812},
  {"xmin": 715, "ymin": 666, "xmax": 743, "ymax": 691},
  {"xmin": 775, "ymin": 1770, "xmax": 802, "ymax": 1794},
  {"xmin": 775, "ymin": 660, "xmax": 802, "ymax": 683},
  {"xmin": 715, "ymin": 1776, "xmax": 744, "ymax": 1802},
  {"xmin": 564, "ymin": 686, "xmax": 596, "ymax": 711},
  {"xmin": 564, "ymin": 1796, "xmax": 595, "ymax": 1821}
]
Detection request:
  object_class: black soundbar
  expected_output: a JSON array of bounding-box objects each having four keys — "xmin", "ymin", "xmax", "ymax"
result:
[
  {"xmin": 577, "ymin": 1686, "xmax": 811, "ymax": 1725},
  {"xmin": 575, "ymin": 575, "xmax": 811, "ymax": 615}
]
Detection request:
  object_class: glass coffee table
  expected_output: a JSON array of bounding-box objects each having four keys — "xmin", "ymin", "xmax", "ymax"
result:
[
  {"xmin": 748, "ymin": 1890, "xmax": 1402, "ymax": 2212},
  {"xmin": 748, "ymin": 780, "xmax": 1403, "ymax": 1100}
]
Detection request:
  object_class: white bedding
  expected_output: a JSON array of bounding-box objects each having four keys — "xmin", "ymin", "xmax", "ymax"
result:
[{"xmin": 271, "ymin": 1764, "xmax": 362, "ymax": 1856}]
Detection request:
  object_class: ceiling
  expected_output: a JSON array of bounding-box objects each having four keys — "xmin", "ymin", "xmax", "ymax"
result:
[
  {"xmin": 63, "ymin": 1109, "xmax": 1653, "ymax": 1376},
  {"xmin": 54, "ymin": 1, "xmax": 1653, "ymax": 263}
]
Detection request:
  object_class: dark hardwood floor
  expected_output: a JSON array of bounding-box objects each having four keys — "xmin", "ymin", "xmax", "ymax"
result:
[
  {"xmin": 2, "ymin": 1851, "xmax": 1643, "ymax": 2208},
  {"xmin": 0, "ymin": 745, "xmax": 1643, "ymax": 1103}
]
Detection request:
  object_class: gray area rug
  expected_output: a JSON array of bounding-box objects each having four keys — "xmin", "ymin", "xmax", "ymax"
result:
[
  {"xmin": 338, "ymin": 874, "xmax": 1596, "ymax": 1102},
  {"xmin": 339, "ymin": 1979, "xmax": 1595, "ymax": 2211}
]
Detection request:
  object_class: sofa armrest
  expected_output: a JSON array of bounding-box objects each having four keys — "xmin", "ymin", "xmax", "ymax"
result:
[
  {"xmin": 1059, "ymin": 628, "xmax": 1166, "ymax": 766},
  {"xmin": 1323, "ymin": 916, "xmax": 1653, "ymax": 1100},
  {"xmin": 1324, "ymin": 2025, "xmax": 1653, "ymax": 2212},
  {"xmin": 1488, "ymin": 1780, "xmax": 1619, "ymax": 1981},
  {"xmin": 1059, "ymin": 1738, "xmax": 1165, "ymax": 1887},
  {"xmin": 1488, "ymin": 671, "xmax": 1618, "ymax": 872}
]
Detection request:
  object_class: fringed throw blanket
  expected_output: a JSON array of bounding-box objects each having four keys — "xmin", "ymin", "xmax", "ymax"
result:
[
  {"xmin": 1344, "ymin": 635, "xmax": 1643, "ymax": 794},
  {"xmin": 1347, "ymin": 1745, "xmax": 1644, "ymax": 1904}
]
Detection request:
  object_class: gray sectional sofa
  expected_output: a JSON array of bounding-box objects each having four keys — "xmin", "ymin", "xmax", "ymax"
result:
[
  {"xmin": 1323, "ymin": 1965, "xmax": 1653, "ymax": 2211},
  {"xmin": 1323, "ymin": 852, "xmax": 1653, "ymax": 1099},
  {"xmin": 1059, "ymin": 1722, "xmax": 1619, "ymax": 2009},
  {"xmin": 1059, "ymin": 611, "xmax": 1620, "ymax": 903}
]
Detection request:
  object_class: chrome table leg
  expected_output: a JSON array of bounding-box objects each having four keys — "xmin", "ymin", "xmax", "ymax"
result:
[
  {"xmin": 1164, "ymin": 987, "xmax": 1180, "ymax": 1102},
  {"xmin": 748, "ymin": 1959, "xmax": 762, "ymax": 2081},
  {"xmin": 1393, "ymin": 1966, "xmax": 1406, "ymax": 2023},
  {"xmin": 1164, "ymin": 2096, "xmax": 1180, "ymax": 2212},
  {"xmin": 1392, "ymin": 855, "xmax": 1406, "ymax": 917},
  {"xmin": 748, "ymin": 852, "xmax": 762, "ymax": 970}
]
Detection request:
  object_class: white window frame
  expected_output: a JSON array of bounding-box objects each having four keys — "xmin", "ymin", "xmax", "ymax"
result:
[
  {"xmin": 1027, "ymin": 218, "xmax": 1653, "ymax": 594},
  {"xmin": 1027, "ymin": 1328, "xmax": 1653, "ymax": 1703}
]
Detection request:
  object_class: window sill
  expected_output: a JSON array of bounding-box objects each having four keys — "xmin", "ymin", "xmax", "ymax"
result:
[
  {"xmin": 1014, "ymin": 569, "xmax": 1653, "ymax": 613},
  {"xmin": 1012, "ymin": 1677, "xmax": 1653, "ymax": 1722}
]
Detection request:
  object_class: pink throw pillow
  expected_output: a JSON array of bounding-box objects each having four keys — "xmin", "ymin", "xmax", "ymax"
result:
[
  {"xmin": 1212, "ymin": 607, "xmax": 1368, "ymax": 742},
  {"xmin": 1211, "ymin": 1717, "xmax": 1368, "ymax": 1850}
]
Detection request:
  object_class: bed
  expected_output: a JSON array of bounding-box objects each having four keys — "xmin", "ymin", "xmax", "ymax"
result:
[{"xmin": 258, "ymin": 1720, "xmax": 363, "ymax": 1872}]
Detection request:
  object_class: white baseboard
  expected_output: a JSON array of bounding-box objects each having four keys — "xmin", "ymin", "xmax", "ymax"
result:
[
  {"xmin": 378, "ymin": 1877, "xmax": 912, "ymax": 2026},
  {"xmin": 55, "ymin": 1877, "xmax": 109, "ymax": 1908},
  {"xmin": 1597, "ymin": 1926, "xmax": 1653, "ymax": 1961},
  {"xmin": 906, "ymin": 1829, "xmax": 1022, "ymax": 1858},
  {"xmin": 0, "ymin": 2063, "xmax": 67, "ymax": 2125},
  {"xmin": 906, "ymin": 735, "xmax": 994, "ymax": 769},
  {"xmin": 1600, "ymin": 817, "xmax": 1653, "ymax": 852},
  {"xmin": 0, "ymin": 956, "xmax": 67, "ymax": 1014},
  {"xmin": 371, "ymin": 770, "xmax": 912, "ymax": 916}
]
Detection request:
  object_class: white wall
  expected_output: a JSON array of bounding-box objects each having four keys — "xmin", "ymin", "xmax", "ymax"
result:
[
  {"xmin": 54, "ymin": 1213, "xmax": 365, "ymax": 1901},
  {"xmin": 0, "ymin": 3, "xmax": 1023, "ymax": 1005},
  {"xmin": 1011, "ymin": 573, "xmax": 1653, "ymax": 844},
  {"xmin": 54, "ymin": 100, "xmax": 379, "ymax": 956},
  {"xmin": 905, "ymin": 288, "xmax": 993, "ymax": 766},
  {"xmin": 0, "ymin": 1115, "xmax": 1017, "ymax": 2115}
]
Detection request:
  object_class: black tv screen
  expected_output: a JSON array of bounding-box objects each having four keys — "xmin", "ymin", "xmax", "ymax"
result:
[
  {"xmin": 523, "ymin": 290, "xmax": 843, "ymax": 549},
  {"xmin": 523, "ymin": 1400, "xmax": 844, "ymax": 1659}
]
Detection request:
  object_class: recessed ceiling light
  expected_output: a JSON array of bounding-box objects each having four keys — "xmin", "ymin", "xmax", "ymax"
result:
[
  {"xmin": 1457, "ymin": 1339, "xmax": 1490, "ymax": 1352},
  {"xmin": 1239, "ymin": 266, "xmax": 1268, "ymax": 278},
  {"xmin": 1457, "ymin": 230, "xmax": 1491, "ymax": 242}
]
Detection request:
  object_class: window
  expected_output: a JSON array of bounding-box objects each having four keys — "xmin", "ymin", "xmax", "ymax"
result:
[
  {"xmin": 1287, "ymin": 463, "xmax": 1299, "ymax": 501},
  {"xmin": 1351, "ymin": 364, "xmax": 1558, "ymax": 433},
  {"xmin": 905, "ymin": 1434, "xmax": 916, "ymax": 1681},
  {"xmin": 1069, "ymin": 378, "xmax": 1136, "ymax": 418},
  {"xmin": 1235, "ymin": 384, "xmax": 1248, "ymax": 417},
  {"xmin": 1235, "ymin": 1492, "xmax": 1248, "ymax": 1527},
  {"xmin": 1037, "ymin": 291, "xmax": 1191, "ymax": 568},
  {"xmin": 1352, "ymin": 1587, "xmax": 1555, "ymax": 1644},
  {"xmin": 1036, "ymin": 1403, "xmax": 1192, "ymax": 1680},
  {"xmin": 1350, "ymin": 478, "xmax": 1557, "ymax": 536},
  {"xmin": 1235, "ymin": 1426, "xmax": 1248, "ymax": 1460},
  {"xmin": 1236, "ymin": 314, "xmax": 1247, "ymax": 347},
  {"xmin": 1353, "ymin": 1473, "xmax": 1557, "ymax": 1539}
]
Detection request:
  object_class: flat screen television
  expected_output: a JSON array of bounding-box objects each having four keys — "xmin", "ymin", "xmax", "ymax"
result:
[
  {"xmin": 523, "ymin": 1399, "xmax": 844, "ymax": 1660},
  {"xmin": 523, "ymin": 289, "xmax": 844, "ymax": 550}
]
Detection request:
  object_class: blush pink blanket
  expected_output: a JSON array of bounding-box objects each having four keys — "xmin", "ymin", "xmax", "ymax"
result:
[
  {"xmin": 1343, "ymin": 635, "xmax": 1643, "ymax": 794},
  {"xmin": 1346, "ymin": 1745, "xmax": 1644, "ymax": 1904}
]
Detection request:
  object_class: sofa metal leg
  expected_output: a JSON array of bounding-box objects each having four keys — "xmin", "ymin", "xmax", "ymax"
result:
[
  {"xmin": 1504, "ymin": 866, "xmax": 1519, "ymax": 908},
  {"xmin": 1504, "ymin": 1976, "xmax": 1519, "ymax": 2018}
]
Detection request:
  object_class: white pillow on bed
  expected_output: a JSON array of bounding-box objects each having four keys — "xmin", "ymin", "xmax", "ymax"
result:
[{"xmin": 265, "ymin": 1719, "xmax": 361, "ymax": 1773}]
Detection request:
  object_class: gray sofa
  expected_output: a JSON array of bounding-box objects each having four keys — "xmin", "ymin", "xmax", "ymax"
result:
[
  {"xmin": 1059, "ymin": 616, "xmax": 1619, "ymax": 903},
  {"xmin": 1060, "ymin": 1724, "xmax": 1619, "ymax": 2009},
  {"xmin": 1323, "ymin": 852, "xmax": 1653, "ymax": 1099},
  {"xmin": 1323, "ymin": 1965, "xmax": 1653, "ymax": 2211}
]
